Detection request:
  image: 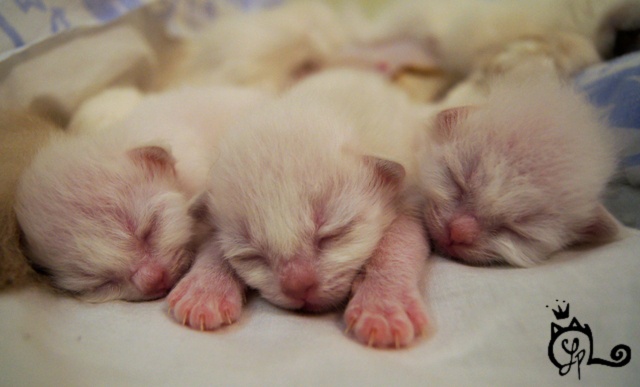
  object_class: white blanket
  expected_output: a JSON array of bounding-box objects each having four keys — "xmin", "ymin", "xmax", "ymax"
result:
[{"xmin": 2, "ymin": 230, "xmax": 638, "ymax": 386}]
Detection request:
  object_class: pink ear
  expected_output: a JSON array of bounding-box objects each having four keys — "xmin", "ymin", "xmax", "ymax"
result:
[
  {"xmin": 128, "ymin": 145, "xmax": 176, "ymax": 178},
  {"xmin": 364, "ymin": 156, "xmax": 405, "ymax": 190},
  {"xmin": 578, "ymin": 204, "xmax": 620, "ymax": 243},
  {"xmin": 188, "ymin": 191, "xmax": 212, "ymax": 223},
  {"xmin": 435, "ymin": 106, "xmax": 473, "ymax": 139}
]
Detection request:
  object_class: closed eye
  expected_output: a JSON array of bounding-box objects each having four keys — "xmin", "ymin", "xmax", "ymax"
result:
[
  {"xmin": 317, "ymin": 233, "xmax": 342, "ymax": 250},
  {"xmin": 138, "ymin": 213, "xmax": 159, "ymax": 245},
  {"xmin": 316, "ymin": 220, "xmax": 355, "ymax": 250},
  {"xmin": 232, "ymin": 254, "xmax": 267, "ymax": 266},
  {"xmin": 90, "ymin": 278, "xmax": 121, "ymax": 294},
  {"xmin": 446, "ymin": 166, "xmax": 466, "ymax": 200}
]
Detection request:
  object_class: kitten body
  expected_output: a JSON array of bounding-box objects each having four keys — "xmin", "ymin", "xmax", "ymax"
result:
[
  {"xmin": 171, "ymin": 1, "xmax": 436, "ymax": 93},
  {"xmin": 15, "ymin": 86, "xmax": 270, "ymax": 301},
  {"xmin": 172, "ymin": 1, "xmax": 355, "ymax": 91},
  {"xmin": 418, "ymin": 76, "xmax": 619, "ymax": 267},
  {"xmin": 168, "ymin": 69, "xmax": 430, "ymax": 347},
  {"xmin": 374, "ymin": 0, "xmax": 640, "ymax": 76}
]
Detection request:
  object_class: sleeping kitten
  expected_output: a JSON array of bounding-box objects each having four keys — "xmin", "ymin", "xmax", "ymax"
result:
[
  {"xmin": 373, "ymin": 0, "xmax": 640, "ymax": 76},
  {"xmin": 170, "ymin": 1, "xmax": 437, "ymax": 93},
  {"xmin": 171, "ymin": 1, "xmax": 354, "ymax": 91},
  {"xmin": 168, "ymin": 69, "xmax": 430, "ymax": 348},
  {"xmin": 417, "ymin": 76, "xmax": 620, "ymax": 267},
  {"xmin": 15, "ymin": 86, "xmax": 270, "ymax": 302}
]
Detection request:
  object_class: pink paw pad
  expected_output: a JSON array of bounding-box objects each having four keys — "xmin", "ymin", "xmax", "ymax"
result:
[
  {"xmin": 345, "ymin": 290, "xmax": 427, "ymax": 349},
  {"xmin": 167, "ymin": 274, "xmax": 243, "ymax": 331}
]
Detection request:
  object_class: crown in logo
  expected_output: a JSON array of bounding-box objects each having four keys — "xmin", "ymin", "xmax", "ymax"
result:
[{"xmin": 547, "ymin": 300, "xmax": 570, "ymax": 320}]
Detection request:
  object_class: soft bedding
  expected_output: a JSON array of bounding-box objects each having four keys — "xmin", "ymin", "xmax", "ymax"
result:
[{"xmin": 1, "ymin": 1, "xmax": 639, "ymax": 386}]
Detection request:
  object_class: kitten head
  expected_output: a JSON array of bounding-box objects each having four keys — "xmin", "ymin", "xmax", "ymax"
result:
[
  {"xmin": 203, "ymin": 104, "xmax": 403, "ymax": 312},
  {"xmin": 418, "ymin": 79, "xmax": 619, "ymax": 267},
  {"xmin": 15, "ymin": 134, "xmax": 194, "ymax": 301}
]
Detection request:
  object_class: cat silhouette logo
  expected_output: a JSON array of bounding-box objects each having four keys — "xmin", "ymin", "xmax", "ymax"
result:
[{"xmin": 546, "ymin": 300, "xmax": 631, "ymax": 380}]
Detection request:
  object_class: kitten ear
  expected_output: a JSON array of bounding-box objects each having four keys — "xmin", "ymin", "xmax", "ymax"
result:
[
  {"xmin": 434, "ymin": 106, "xmax": 474, "ymax": 140},
  {"xmin": 364, "ymin": 156, "xmax": 406, "ymax": 190},
  {"xmin": 577, "ymin": 204, "xmax": 620, "ymax": 243},
  {"xmin": 188, "ymin": 191, "xmax": 213, "ymax": 224},
  {"xmin": 128, "ymin": 145, "xmax": 176, "ymax": 178}
]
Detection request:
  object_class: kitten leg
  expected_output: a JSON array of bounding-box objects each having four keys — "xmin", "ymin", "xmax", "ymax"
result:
[
  {"xmin": 167, "ymin": 238, "xmax": 245, "ymax": 331},
  {"xmin": 344, "ymin": 213, "xmax": 429, "ymax": 348},
  {"xmin": 477, "ymin": 32, "xmax": 600, "ymax": 79}
]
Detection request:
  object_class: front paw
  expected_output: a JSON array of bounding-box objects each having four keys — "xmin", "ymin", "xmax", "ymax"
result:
[
  {"xmin": 344, "ymin": 287, "xmax": 427, "ymax": 349},
  {"xmin": 167, "ymin": 272, "xmax": 244, "ymax": 331}
]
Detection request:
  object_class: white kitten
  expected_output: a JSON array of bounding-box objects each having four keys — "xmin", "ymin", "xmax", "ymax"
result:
[
  {"xmin": 172, "ymin": 1, "xmax": 354, "ymax": 91},
  {"xmin": 171, "ymin": 1, "xmax": 436, "ymax": 92},
  {"xmin": 168, "ymin": 69, "xmax": 430, "ymax": 348},
  {"xmin": 374, "ymin": 0, "xmax": 640, "ymax": 75},
  {"xmin": 418, "ymin": 76, "xmax": 620, "ymax": 267},
  {"xmin": 15, "ymin": 86, "xmax": 270, "ymax": 301}
]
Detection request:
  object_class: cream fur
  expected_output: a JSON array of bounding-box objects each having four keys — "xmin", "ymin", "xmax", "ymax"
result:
[
  {"xmin": 15, "ymin": 86, "xmax": 270, "ymax": 301},
  {"xmin": 165, "ymin": 70, "xmax": 431, "ymax": 348},
  {"xmin": 172, "ymin": 1, "xmax": 359, "ymax": 91},
  {"xmin": 418, "ymin": 76, "xmax": 619, "ymax": 266},
  {"xmin": 193, "ymin": 69, "xmax": 427, "ymax": 311},
  {"xmin": 374, "ymin": 0, "xmax": 640, "ymax": 75}
]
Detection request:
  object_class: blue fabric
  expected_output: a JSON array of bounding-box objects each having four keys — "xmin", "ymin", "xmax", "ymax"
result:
[
  {"xmin": 575, "ymin": 52, "xmax": 640, "ymax": 228},
  {"xmin": 576, "ymin": 52, "xmax": 640, "ymax": 178}
]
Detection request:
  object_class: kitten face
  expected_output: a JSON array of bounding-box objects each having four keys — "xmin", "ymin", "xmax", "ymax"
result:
[
  {"xmin": 418, "ymin": 81, "xmax": 618, "ymax": 267},
  {"xmin": 16, "ymin": 137, "xmax": 194, "ymax": 301},
  {"xmin": 204, "ymin": 107, "xmax": 401, "ymax": 312}
]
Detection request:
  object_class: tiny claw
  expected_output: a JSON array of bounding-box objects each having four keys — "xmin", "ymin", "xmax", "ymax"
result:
[
  {"xmin": 167, "ymin": 306, "xmax": 172, "ymax": 316},
  {"xmin": 200, "ymin": 316, "xmax": 205, "ymax": 332},
  {"xmin": 344, "ymin": 319, "xmax": 355, "ymax": 335},
  {"xmin": 368, "ymin": 328, "xmax": 377, "ymax": 347},
  {"xmin": 182, "ymin": 314, "xmax": 188, "ymax": 326}
]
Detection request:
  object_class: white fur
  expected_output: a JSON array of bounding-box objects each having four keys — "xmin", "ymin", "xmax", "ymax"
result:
[
  {"xmin": 173, "ymin": 1, "xmax": 358, "ymax": 91},
  {"xmin": 197, "ymin": 69, "xmax": 426, "ymax": 311},
  {"xmin": 67, "ymin": 86, "xmax": 143, "ymax": 134},
  {"xmin": 418, "ymin": 76, "xmax": 619, "ymax": 266},
  {"xmin": 374, "ymin": 0, "xmax": 640, "ymax": 75},
  {"xmin": 15, "ymin": 86, "xmax": 270, "ymax": 301}
]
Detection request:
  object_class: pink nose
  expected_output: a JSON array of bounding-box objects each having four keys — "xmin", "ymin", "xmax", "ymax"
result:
[
  {"xmin": 131, "ymin": 263, "xmax": 171, "ymax": 296},
  {"xmin": 280, "ymin": 260, "xmax": 318, "ymax": 301},
  {"xmin": 449, "ymin": 215, "xmax": 480, "ymax": 245}
]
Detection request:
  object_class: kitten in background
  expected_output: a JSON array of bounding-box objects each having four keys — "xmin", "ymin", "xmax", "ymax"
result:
[
  {"xmin": 169, "ymin": 1, "xmax": 439, "ymax": 94},
  {"xmin": 417, "ymin": 75, "xmax": 620, "ymax": 267},
  {"xmin": 15, "ymin": 86, "xmax": 270, "ymax": 302},
  {"xmin": 168, "ymin": 69, "xmax": 431, "ymax": 348},
  {"xmin": 373, "ymin": 0, "xmax": 640, "ymax": 77}
]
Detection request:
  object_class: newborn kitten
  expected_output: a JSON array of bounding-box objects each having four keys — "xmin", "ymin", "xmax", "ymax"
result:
[
  {"xmin": 374, "ymin": 0, "xmax": 639, "ymax": 75},
  {"xmin": 168, "ymin": 69, "xmax": 430, "ymax": 348},
  {"xmin": 15, "ymin": 86, "xmax": 270, "ymax": 302},
  {"xmin": 171, "ymin": 1, "xmax": 436, "ymax": 93},
  {"xmin": 172, "ymin": 1, "xmax": 353, "ymax": 91},
  {"xmin": 418, "ymin": 76, "xmax": 620, "ymax": 267}
]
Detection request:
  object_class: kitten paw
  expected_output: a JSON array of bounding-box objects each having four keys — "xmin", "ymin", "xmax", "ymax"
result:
[
  {"xmin": 344, "ymin": 288, "xmax": 427, "ymax": 349},
  {"xmin": 167, "ymin": 272, "xmax": 243, "ymax": 331}
]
